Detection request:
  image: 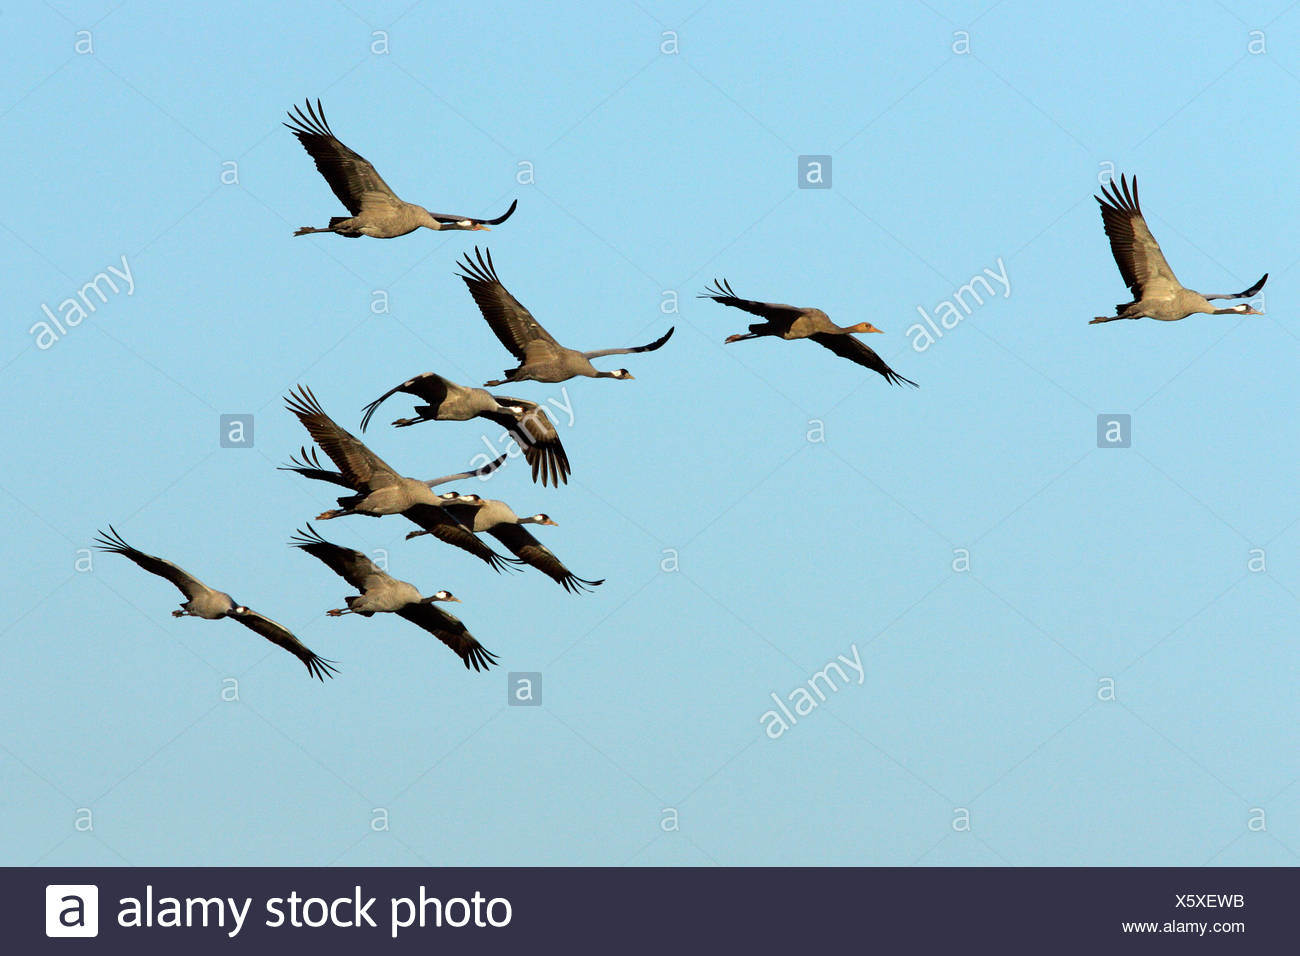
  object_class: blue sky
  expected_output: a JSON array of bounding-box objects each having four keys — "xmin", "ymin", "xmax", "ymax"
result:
[{"xmin": 3, "ymin": 0, "xmax": 1299, "ymax": 866}]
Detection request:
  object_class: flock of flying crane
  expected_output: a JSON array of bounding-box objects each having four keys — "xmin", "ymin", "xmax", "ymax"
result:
[{"xmin": 93, "ymin": 99, "xmax": 1269, "ymax": 682}]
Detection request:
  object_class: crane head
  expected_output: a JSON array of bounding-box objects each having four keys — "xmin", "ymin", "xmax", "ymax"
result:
[
  {"xmin": 440, "ymin": 218, "xmax": 488, "ymax": 231},
  {"xmin": 428, "ymin": 213, "xmax": 488, "ymax": 232},
  {"xmin": 850, "ymin": 322, "xmax": 884, "ymax": 334}
]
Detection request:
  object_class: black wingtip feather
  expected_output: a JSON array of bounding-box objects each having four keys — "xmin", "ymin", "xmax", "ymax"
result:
[
  {"xmin": 92, "ymin": 524, "xmax": 133, "ymax": 555},
  {"xmin": 288, "ymin": 522, "xmax": 331, "ymax": 551},
  {"xmin": 481, "ymin": 199, "xmax": 518, "ymax": 226},
  {"xmin": 306, "ymin": 656, "xmax": 341, "ymax": 681},
  {"xmin": 699, "ymin": 278, "xmax": 737, "ymax": 300},
  {"xmin": 465, "ymin": 644, "xmax": 501, "ymax": 672},
  {"xmin": 563, "ymin": 576, "xmax": 605, "ymax": 595}
]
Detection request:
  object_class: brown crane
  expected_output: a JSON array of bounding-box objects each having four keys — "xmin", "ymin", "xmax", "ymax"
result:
[
  {"xmin": 279, "ymin": 445, "xmax": 522, "ymax": 574},
  {"xmin": 360, "ymin": 371, "xmax": 571, "ymax": 487},
  {"xmin": 1091, "ymin": 174, "xmax": 1266, "ymax": 324},
  {"xmin": 407, "ymin": 493, "xmax": 604, "ymax": 594},
  {"xmin": 291, "ymin": 525, "xmax": 498, "ymax": 672},
  {"xmin": 285, "ymin": 99, "xmax": 517, "ymax": 239},
  {"xmin": 458, "ymin": 247, "xmax": 674, "ymax": 385},
  {"xmin": 283, "ymin": 385, "xmax": 505, "ymax": 520},
  {"xmin": 93, "ymin": 526, "xmax": 338, "ymax": 681},
  {"xmin": 698, "ymin": 279, "xmax": 918, "ymax": 387}
]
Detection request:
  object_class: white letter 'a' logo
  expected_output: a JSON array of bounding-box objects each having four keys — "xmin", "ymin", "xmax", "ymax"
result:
[{"xmin": 45, "ymin": 885, "xmax": 99, "ymax": 937}]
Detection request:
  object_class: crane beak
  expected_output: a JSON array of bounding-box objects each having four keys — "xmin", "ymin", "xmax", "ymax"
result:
[{"xmin": 474, "ymin": 224, "xmax": 490, "ymax": 231}]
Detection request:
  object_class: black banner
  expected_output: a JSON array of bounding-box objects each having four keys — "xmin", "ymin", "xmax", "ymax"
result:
[{"xmin": 13, "ymin": 867, "xmax": 1294, "ymax": 952}]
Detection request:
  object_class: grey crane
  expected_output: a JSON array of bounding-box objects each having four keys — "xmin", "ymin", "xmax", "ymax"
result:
[
  {"xmin": 407, "ymin": 493, "xmax": 604, "ymax": 594},
  {"xmin": 279, "ymin": 445, "xmax": 521, "ymax": 573},
  {"xmin": 1090, "ymin": 174, "xmax": 1266, "ymax": 324},
  {"xmin": 698, "ymin": 279, "xmax": 918, "ymax": 387},
  {"xmin": 290, "ymin": 525, "xmax": 498, "ymax": 672},
  {"xmin": 93, "ymin": 526, "xmax": 338, "ymax": 681},
  {"xmin": 360, "ymin": 371, "xmax": 571, "ymax": 486},
  {"xmin": 457, "ymin": 247, "xmax": 674, "ymax": 385},
  {"xmin": 283, "ymin": 385, "xmax": 504, "ymax": 520},
  {"xmin": 285, "ymin": 99, "xmax": 517, "ymax": 239}
]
